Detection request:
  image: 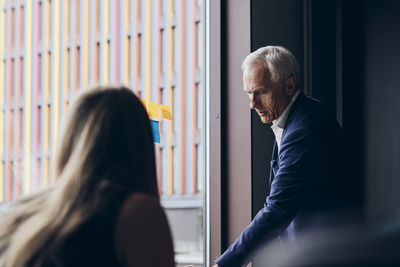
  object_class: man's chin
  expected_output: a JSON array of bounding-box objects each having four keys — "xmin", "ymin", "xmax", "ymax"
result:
[{"xmin": 260, "ymin": 116, "xmax": 273, "ymax": 124}]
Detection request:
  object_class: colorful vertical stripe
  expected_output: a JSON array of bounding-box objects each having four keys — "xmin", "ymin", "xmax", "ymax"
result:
[
  {"xmin": 24, "ymin": 0, "xmax": 32, "ymax": 194},
  {"xmin": 168, "ymin": 0, "xmax": 175, "ymax": 196},
  {"xmin": 0, "ymin": 0, "xmax": 5, "ymax": 201},
  {"xmin": 0, "ymin": 0, "xmax": 205, "ymax": 203}
]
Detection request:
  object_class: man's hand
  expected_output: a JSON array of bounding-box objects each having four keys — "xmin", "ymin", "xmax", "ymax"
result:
[{"xmin": 212, "ymin": 265, "xmax": 219, "ymax": 267}]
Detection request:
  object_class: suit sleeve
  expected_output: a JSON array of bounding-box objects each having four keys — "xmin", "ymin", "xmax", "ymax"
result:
[{"xmin": 215, "ymin": 127, "xmax": 321, "ymax": 267}]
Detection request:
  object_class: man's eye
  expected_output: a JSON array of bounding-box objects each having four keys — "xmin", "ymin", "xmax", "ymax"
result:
[{"xmin": 253, "ymin": 90, "xmax": 266, "ymax": 97}]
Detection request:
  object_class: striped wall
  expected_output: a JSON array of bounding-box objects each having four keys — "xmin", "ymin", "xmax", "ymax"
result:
[{"xmin": 0, "ymin": 0, "xmax": 205, "ymax": 203}]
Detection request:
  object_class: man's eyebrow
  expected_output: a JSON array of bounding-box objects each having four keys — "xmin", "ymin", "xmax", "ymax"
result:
[
  {"xmin": 244, "ymin": 87, "xmax": 269, "ymax": 95},
  {"xmin": 250, "ymin": 87, "xmax": 268, "ymax": 93}
]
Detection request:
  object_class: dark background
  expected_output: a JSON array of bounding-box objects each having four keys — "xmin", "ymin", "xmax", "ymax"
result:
[
  {"xmin": 249, "ymin": 0, "xmax": 400, "ymax": 231},
  {"xmin": 217, "ymin": 0, "xmax": 400, "ymax": 263}
]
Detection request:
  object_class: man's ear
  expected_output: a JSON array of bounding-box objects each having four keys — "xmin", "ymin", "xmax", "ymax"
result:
[{"xmin": 285, "ymin": 76, "xmax": 296, "ymax": 96}]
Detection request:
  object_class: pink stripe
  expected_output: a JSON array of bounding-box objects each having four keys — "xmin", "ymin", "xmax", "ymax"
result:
[
  {"xmin": 35, "ymin": 107, "xmax": 40, "ymax": 188},
  {"xmin": 35, "ymin": 158, "xmax": 40, "ymax": 188},
  {"xmin": 36, "ymin": 106, "xmax": 40, "ymax": 152},
  {"xmin": 34, "ymin": 2, "xmax": 42, "ymax": 190},
  {"xmin": 19, "ymin": 6, "xmax": 24, "ymax": 49},
  {"xmin": 35, "ymin": 53, "xmax": 41, "ymax": 189},
  {"xmin": 37, "ymin": 1, "xmax": 42, "ymax": 42},
  {"xmin": 115, "ymin": 0, "xmax": 120, "ymax": 82},
  {"xmin": 36, "ymin": 54, "xmax": 41, "ymax": 103}
]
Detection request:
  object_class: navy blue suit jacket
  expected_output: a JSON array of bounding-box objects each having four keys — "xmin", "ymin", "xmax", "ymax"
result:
[{"xmin": 216, "ymin": 93, "xmax": 357, "ymax": 267}]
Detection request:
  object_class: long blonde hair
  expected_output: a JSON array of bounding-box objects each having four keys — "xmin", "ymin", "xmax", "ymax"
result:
[{"xmin": 0, "ymin": 85, "xmax": 158, "ymax": 266}]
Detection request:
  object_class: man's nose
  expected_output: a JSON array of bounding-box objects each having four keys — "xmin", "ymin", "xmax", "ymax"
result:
[{"xmin": 249, "ymin": 96, "xmax": 257, "ymax": 109}]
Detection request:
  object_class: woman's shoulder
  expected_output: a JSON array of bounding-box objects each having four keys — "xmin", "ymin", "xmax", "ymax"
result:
[
  {"xmin": 116, "ymin": 193, "xmax": 167, "ymax": 240},
  {"xmin": 118, "ymin": 193, "xmax": 160, "ymax": 216},
  {"xmin": 114, "ymin": 193, "xmax": 175, "ymax": 267}
]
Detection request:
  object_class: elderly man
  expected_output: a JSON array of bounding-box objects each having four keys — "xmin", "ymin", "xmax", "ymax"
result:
[{"xmin": 214, "ymin": 46, "xmax": 357, "ymax": 267}]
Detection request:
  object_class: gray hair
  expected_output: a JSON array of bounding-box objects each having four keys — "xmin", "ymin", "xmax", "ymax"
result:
[{"xmin": 241, "ymin": 45, "xmax": 300, "ymax": 87}]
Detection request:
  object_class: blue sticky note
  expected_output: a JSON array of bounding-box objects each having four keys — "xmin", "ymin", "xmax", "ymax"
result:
[{"xmin": 151, "ymin": 120, "xmax": 160, "ymax": 143}]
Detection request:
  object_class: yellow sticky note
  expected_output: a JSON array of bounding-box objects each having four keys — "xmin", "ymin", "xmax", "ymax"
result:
[
  {"xmin": 160, "ymin": 104, "xmax": 173, "ymax": 120},
  {"xmin": 148, "ymin": 101, "xmax": 160, "ymax": 119},
  {"xmin": 142, "ymin": 99, "xmax": 149, "ymax": 110}
]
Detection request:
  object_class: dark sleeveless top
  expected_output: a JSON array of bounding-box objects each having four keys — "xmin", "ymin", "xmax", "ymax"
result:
[{"xmin": 41, "ymin": 191, "xmax": 130, "ymax": 267}]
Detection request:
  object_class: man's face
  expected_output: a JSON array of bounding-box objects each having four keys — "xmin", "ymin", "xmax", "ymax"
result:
[{"xmin": 243, "ymin": 63, "xmax": 291, "ymax": 123}]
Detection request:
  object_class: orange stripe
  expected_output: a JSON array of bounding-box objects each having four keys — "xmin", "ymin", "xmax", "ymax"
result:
[
  {"xmin": 8, "ymin": 108, "xmax": 13, "ymax": 159},
  {"xmin": 75, "ymin": 0, "xmax": 80, "ymax": 40},
  {"xmin": 19, "ymin": 5, "xmax": 23, "ymax": 49},
  {"xmin": 66, "ymin": 0, "xmax": 70, "ymax": 40},
  {"xmin": 136, "ymin": 0, "xmax": 141, "ymax": 24},
  {"xmin": 15, "ymin": 160, "xmax": 21, "ymax": 197},
  {"xmin": 9, "ymin": 59, "xmax": 14, "ymax": 104},
  {"xmin": 46, "ymin": 0, "xmax": 50, "ymax": 45},
  {"xmin": 18, "ymin": 57, "xmax": 23, "ymax": 113},
  {"xmin": 75, "ymin": 47, "xmax": 80, "ymax": 92},
  {"xmin": 10, "ymin": 8, "xmax": 14, "ymax": 49},
  {"xmin": 17, "ymin": 109, "xmax": 22, "ymax": 159},
  {"xmin": 44, "ymin": 157, "xmax": 49, "ymax": 185}
]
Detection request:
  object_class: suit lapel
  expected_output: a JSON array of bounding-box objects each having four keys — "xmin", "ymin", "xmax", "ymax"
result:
[
  {"xmin": 282, "ymin": 91, "xmax": 306, "ymax": 142},
  {"xmin": 269, "ymin": 92, "xmax": 305, "ymax": 188},
  {"xmin": 269, "ymin": 141, "xmax": 278, "ymax": 187}
]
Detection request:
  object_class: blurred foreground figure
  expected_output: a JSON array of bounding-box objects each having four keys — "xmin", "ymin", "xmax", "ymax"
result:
[
  {"xmin": 0, "ymin": 85, "xmax": 175, "ymax": 267},
  {"xmin": 262, "ymin": 220, "xmax": 400, "ymax": 267}
]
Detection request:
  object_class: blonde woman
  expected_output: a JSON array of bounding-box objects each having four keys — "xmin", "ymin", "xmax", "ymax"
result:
[{"xmin": 0, "ymin": 86, "xmax": 175, "ymax": 267}]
